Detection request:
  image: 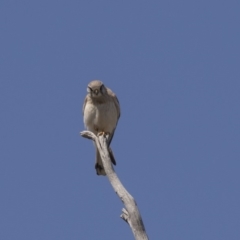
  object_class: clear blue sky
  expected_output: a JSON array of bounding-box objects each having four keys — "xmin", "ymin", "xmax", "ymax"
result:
[{"xmin": 1, "ymin": 1, "xmax": 240, "ymax": 239}]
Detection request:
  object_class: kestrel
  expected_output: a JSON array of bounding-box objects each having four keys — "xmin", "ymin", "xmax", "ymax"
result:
[{"xmin": 83, "ymin": 80, "xmax": 120, "ymax": 175}]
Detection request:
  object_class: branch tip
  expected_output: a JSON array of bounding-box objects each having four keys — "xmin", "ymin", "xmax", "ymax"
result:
[{"xmin": 80, "ymin": 130, "xmax": 96, "ymax": 141}]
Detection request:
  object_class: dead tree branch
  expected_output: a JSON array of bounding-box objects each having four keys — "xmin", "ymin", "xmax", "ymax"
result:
[{"xmin": 80, "ymin": 130, "xmax": 149, "ymax": 240}]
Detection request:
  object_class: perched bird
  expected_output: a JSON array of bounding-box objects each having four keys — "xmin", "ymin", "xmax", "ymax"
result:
[{"xmin": 83, "ymin": 80, "xmax": 120, "ymax": 175}]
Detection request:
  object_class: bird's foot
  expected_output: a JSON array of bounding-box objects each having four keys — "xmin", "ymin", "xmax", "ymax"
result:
[
  {"xmin": 97, "ymin": 131, "xmax": 110, "ymax": 139},
  {"xmin": 97, "ymin": 131, "xmax": 105, "ymax": 137}
]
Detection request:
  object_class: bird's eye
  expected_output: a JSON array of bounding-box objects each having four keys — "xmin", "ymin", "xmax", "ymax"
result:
[{"xmin": 100, "ymin": 84, "xmax": 105, "ymax": 93}]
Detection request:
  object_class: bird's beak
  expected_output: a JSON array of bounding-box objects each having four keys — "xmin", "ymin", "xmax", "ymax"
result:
[{"xmin": 94, "ymin": 89, "xmax": 99, "ymax": 95}]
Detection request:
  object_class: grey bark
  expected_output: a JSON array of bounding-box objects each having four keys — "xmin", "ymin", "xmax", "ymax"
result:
[{"xmin": 80, "ymin": 130, "xmax": 149, "ymax": 240}]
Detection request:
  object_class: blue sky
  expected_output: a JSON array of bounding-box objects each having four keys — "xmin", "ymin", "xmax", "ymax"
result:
[{"xmin": 1, "ymin": 1, "xmax": 240, "ymax": 239}]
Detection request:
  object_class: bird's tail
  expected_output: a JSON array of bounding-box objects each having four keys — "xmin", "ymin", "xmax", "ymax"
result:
[{"xmin": 95, "ymin": 145, "xmax": 116, "ymax": 176}]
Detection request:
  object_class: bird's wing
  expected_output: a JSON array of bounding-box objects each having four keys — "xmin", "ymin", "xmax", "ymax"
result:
[
  {"xmin": 82, "ymin": 95, "xmax": 89, "ymax": 115},
  {"xmin": 107, "ymin": 88, "xmax": 121, "ymax": 146},
  {"xmin": 107, "ymin": 88, "xmax": 121, "ymax": 120}
]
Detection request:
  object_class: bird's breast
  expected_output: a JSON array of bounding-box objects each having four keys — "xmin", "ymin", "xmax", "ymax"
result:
[{"xmin": 84, "ymin": 101, "xmax": 118, "ymax": 134}]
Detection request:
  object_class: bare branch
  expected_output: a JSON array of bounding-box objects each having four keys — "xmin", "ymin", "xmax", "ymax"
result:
[
  {"xmin": 80, "ymin": 130, "xmax": 96, "ymax": 141},
  {"xmin": 80, "ymin": 130, "xmax": 149, "ymax": 240}
]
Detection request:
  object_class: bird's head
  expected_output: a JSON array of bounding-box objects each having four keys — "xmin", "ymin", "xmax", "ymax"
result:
[{"xmin": 87, "ymin": 80, "xmax": 107, "ymax": 98}]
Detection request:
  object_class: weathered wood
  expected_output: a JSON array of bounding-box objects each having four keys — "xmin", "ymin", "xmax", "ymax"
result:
[{"xmin": 80, "ymin": 130, "xmax": 149, "ymax": 240}]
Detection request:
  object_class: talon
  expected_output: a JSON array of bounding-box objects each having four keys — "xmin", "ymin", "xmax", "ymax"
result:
[{"xmin": 97, "ymin": 131, "xmax": 105, "ymax": 136}]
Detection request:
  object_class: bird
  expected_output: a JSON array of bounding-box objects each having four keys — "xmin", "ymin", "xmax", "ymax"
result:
[{"xmin": 83, "ymin": 80, "xmax": 120, "ymax": 175}]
